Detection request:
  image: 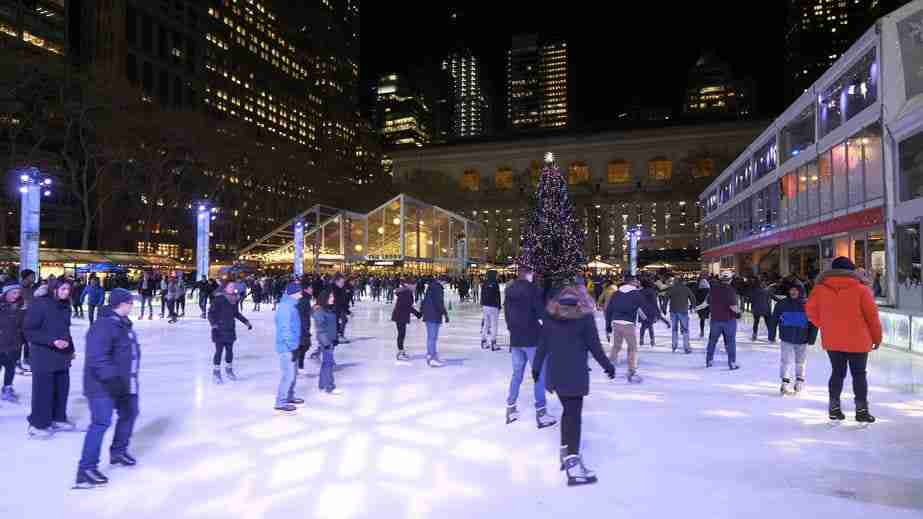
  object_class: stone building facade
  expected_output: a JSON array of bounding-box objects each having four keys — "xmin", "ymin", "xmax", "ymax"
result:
[{"xmin": 390, "ymin": 121, "xmax": 767, "ymax": 267}]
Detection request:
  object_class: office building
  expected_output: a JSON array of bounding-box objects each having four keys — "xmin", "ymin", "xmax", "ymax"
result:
[
  {"xmin": 683, "ymin": 52, "xmax": 754, "ymax": 120},
  {"xmin": 375, "ymin": 73, "xmax": 432, "ymax": 148},
  {"xmin": 506, "ymin": 34, "xmax": 569, "ymax": 130},
  {"xmin": 443, "ymin": 49, "xmax": 489, "ymax": 138}
]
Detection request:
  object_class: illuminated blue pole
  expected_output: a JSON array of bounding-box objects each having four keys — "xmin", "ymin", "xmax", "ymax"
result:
[
  {"xmin": 625, "ymin": 226, "xmax": 642, "ymax": 277},
  {"xmin": 293, "ymin": 219, "xmax": 304, "ymax": 277},
  {"xmin": 196, "ymin": 203, "xmax": 211, "ymax": 281},
  {"xmin": 18, "ymin": 168, "xmax": 50, "ymax": 277}
]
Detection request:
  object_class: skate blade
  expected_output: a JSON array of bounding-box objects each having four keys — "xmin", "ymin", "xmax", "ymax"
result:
[
  {"xmin": 537, "ymin": 421, "xmax": 557, "ymax": 429},
  {"xmin": 567, "ymin": 476, "xmax": 598, "ymax": 487},
  {"xmin": 72, "ymin": 482, "xmax": 106, "ymax": 490},
  {"xmin": 395, "ymin": 361, "xmax": 411, "ymax": 366},
  {"xmin": 506, "ymin": 416, "xmax": 519, "ymax": 425}
]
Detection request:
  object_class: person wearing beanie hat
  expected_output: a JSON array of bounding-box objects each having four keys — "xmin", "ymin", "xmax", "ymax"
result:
[
  {"xmin": 806, "ymin": 256, "xmax": 882, "ymax": 423},
  {"xmin": 294, "ymin": 282, "xmax": 314, "ymax": 372},
  {"xmin": 75, "ymin": 282, "xmax": 141, "ymax": 488},
  {"xmin": 273, "ymin": 281, "xmax": 303, "ymax": 413},
  {"xmin": 207, "ymin": 282, "xmax": 252, "ymax": 385},
  {"xmin": 17, "ymin": 269, "xmax": 37, "ymax": 375},
  {"xmin": 0, "ymin": 282, "xmax": 23, "ymax": 404},
  {"xmin": 313, "ymin": 289, "xmax": 341, "ymax": 394}
]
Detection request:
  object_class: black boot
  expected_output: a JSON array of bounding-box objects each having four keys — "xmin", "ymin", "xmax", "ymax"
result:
[
  {"xmin": 829, "ymin": 400, "xmax": 845, "ymax": 420},
  {"xmin": 111, "ymin": 452, "xmax": 137, "ymax": 466},
  {"xmin": 855, "ymin": 405, "xmax": 876, "ymax": 423},
  {"xmin": 74, "ymin": 468, "xmax": 109, "ymax": 489}
]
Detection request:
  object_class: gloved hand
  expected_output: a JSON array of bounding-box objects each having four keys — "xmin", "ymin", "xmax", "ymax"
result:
[
  {"xmin": 247, "ymin": 323, "xmax": 253, "ymax": 331},
  {"xmin": 605, "ymin": 367, "xmax": 616, "ymax": 380},
  {"xmin": 103, "ymin": 377, "xmax": 128, "ymax": 398},
  {"xmin": 444, "ymin": 315, "xmax": 450, "ymax": 324}
]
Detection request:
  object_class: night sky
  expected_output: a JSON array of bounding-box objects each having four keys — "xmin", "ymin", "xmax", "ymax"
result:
[{"xmin": 359, "ymin": 2, "xmax": 788, "ymax": 131}]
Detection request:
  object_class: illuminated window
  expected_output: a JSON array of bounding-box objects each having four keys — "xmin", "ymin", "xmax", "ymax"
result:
[
  {"xmin": 692, "ymin": 158, "xmax": 714, "ymax": 178},
  {"xmin": 648, "ymin": 158, "xmax": 672, "ymax": 181},
  {"xmin": 607, "ymin": 160, "xmax": 631, "ymax": 184},
  {"xmin": 496, "ymin": 167, "xmax": 514, "ymax": 190},
  {"xmin": 568, "ymin": 162, "xmax": 590, "ymax": 185},
  {"xmin": 461, "ymin": 169, "xmax": 480, "ymax": 191}
]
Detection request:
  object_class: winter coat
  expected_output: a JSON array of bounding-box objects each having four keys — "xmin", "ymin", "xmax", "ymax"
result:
[
  {"xmin": 806, "ymin": 269, "xmax": 882, "ymax": 353},
  {"xmin": 83, "ymin": 306, "xmax": 140, "ymax": 398},
  {"xmin": 165, "ymin": 282, "xmax": 179, "ymax": 301},
  {"xmin": 208, "ymin": 293, "xmax": 250, "ymax": 344},
  {"xmin": 23, "ymin": 294, "xmax": 74, "ymax": 372},
  {"xmin": 333, "ymin": 284, "xmax": 350, "ymax": 314},
  {"xmin": 534, "ymin": 300, "xmax": 613, "ymax": 397},
  {"xmin": 749, "ymin": 286, "xmax": 772, "ymax": 316},
  {"xmin": 297, "ymin": 295, "xmax": 313, "ymax": 346},
  {"xmin": 0, "ymin": 300, "xmax": 24, "ymax": 355},
  {"xmin": 706, "ymin": 283, "xmax": 739, "ymax": 321},
  {"xmin": 694, "ymin": 286, "xmax": 710, "ymax": 318},
  {"xmin": 274, "ymin": 295, "xmax": 301, "ymax": 354},
  {"xmin": 71, "ymin": 283, "xmax": 86, "ymax": 305},
  {"xmin": 83, "ymin": 284, "xmax": 105, "ymax": 306},
  {"xmin": 770, "ymin": 296, "xmax": 817, "ymax": 345},
  {"xmin": 666, "ymin": 283, "xmax": 697, "ymax": 314},
  {"xmin": 639, "ymin": 287, "xmax": 662, "ymax": 323},
  {"xmin": 604, "ymin": 285, "xmax": 657, "ymax": 333},
  {"xmin": 391, "ymin": 287, "xmax": 421, "ymax": 324},
  {"xmin": 139, "ymin": 277, "xmax": 155, "ymax": 297},
  {"xmin": 480, "ymin": 271, "xmax": 501, "ymax": 309},
  {"xmin": 421, "ymin": 281, "xmax": 449, "ymax": 323},
  {"xmin": 313, "ymin": 306, "xmax": 338, "ymax": 349},
  {"xmin": 503, "ymin": 279, "xmax": 544, "ymax": 348}
]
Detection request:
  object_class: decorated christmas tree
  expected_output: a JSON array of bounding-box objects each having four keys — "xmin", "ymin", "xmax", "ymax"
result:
[{"xmin": 518, "ymin": 152, "xmax": 586, "ymax": 286}]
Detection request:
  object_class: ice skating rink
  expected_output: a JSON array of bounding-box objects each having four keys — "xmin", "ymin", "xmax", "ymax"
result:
[{"xmin": 2, "ymin": 295, "xmax": 923, "ymax": 519}]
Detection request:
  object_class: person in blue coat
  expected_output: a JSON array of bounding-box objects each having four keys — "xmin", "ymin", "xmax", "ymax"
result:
[
  {"xmin": 313, "ymin": 289, "xmax": 340, "ymax": 395},
  {"xmin": 770, "ymin": 283, "xmax": 818, "ymax": 395},
  {"xmin": 75, "ymin": 289, "xmax": 141, "ymax": 488},
  {"xmin": 82, "ymin": 277, "xmax": 105, "ymax": 324},
  {"xmin": 274, "ymin": 282, "xmax": 303, "ymax": 413},
  {"xmin": 420, "ymin": 277, "xmax": 449, "ymax": 368}
]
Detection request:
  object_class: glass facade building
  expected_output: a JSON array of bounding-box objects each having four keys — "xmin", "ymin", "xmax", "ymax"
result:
[
  {"xmin": 240, "ymin": 194, "xmax": 485, "ymax": 274},
  {"xmin": 700, "ymin": 0, "xmax": 923, "ymax": 351}
]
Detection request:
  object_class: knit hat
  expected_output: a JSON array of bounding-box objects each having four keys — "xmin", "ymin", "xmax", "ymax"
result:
[
  {"xmin": 109, "ymin": 288, "xmax": 135, "ymax": 307},
  {"xmin": 720, "ymin": 271, "xmax": 734, "ymax": 282},
  {"xmin": 20, "ymin": 269, "xmax": 35, "ymax": 280},
  {"xmin": 831, "ymin": 256, "xmax": 856, "ymax": 271},
  {"xmin": 2, "ymin": 283, "xmax": 22, "ymax": 296},
  {"xmin": 285, "ymin": 282, "xmax": 302, "ymax": 295}
]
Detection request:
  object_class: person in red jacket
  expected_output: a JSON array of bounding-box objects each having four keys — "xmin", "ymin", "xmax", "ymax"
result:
[{"xmin": 806, "ymin": 257, "xmax": 882, "ymax": 423}]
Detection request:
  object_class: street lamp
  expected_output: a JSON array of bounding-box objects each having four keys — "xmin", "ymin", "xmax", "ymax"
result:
[
  {"xmin": 624, "ymin": 225, "xmax": 643, "ymax": 276},
  {"xmin": 16, "ymin": 167, "xmax": 54, "ymax": 276}
]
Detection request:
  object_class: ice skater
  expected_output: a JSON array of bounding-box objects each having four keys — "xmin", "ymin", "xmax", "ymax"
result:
[
  {"xmin": 274, "ymin": 282, "xmax": 305, "ymax": 414},
  {"xmin": 534, "ymin": 285, "xmax": 615, "ymax": 487},
  {"xmin": 480, "ymin": 270, "xmax": 501, "ymax": 351},
  {"xmin": 420, "ymin": 277, "xmax": 450, "ymax": 368},
  {"xmin": 770, "ymin": 282, "xmax": 816, "ymax": 395},
  {"xmin": 294, "ymin": 282, "xmax": 313, "ymax": 375},
  {"xmin": 75, "ymin": 289, "xmax": 141, "ymax": 489},
  {"xmin": 313, "ymin": 290, "xmax": 341, "ymax": 395},
  {"xmin": 603, "ymin": 275, "xmax": 658, "ymax": 383},
  {"xmin": 0, "ymin": 283, "xmax": 24, "ymax": 404},
  {"xmin": 207, "ymin": 283, "xmax": 253, "ymax": 384},
  {"xmin": 391, "ymin": 278, "xmax": 421, "ymax": 363},
  {"xmin": 699, "ymin": 271, "xmax": 741, "ymax": 370}
]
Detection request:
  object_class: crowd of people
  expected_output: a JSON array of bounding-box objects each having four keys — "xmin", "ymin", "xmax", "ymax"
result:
[{"xmin": 0, "ymin": 254, "xmax": 884, "ymax": 489}]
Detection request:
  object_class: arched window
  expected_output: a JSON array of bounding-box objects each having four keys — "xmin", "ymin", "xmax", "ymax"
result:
[
  {"xmin": 692, "ymin": 158, "xmax": 714, "ymax": 178},
  {"xmin": 648, "ymin": 158, "xmax": 672, "ymax": 181},
  {"xmin": 568, "ymin": 161, "xmax": 590, "ymax": 185},
  {"xmin": 496, "ymin": 167, "xmax": 513, "ymax": 190},
  {"xmin": 461, "ymin": 169, "xmax": 480, "ymax": 191},
  {"xmin": 607, "ymin": 160, "xmax": 631, "ymax": 184}
]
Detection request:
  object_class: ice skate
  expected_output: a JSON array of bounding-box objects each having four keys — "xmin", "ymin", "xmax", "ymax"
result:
[
  {"xmin": 73, "ymin": 468, "xmax": 108, "ymax": 489},
  {"xmin": 274, "ymin": 403, "xmax": 297, "ymax": 414},
  {"xmin": 728, "ymin": 363, "xmax": 740, "ymax": 371},
  {"xmin": 490, "ymin": 342, "xmax": 500, "ymax": 352},
  {"xmin": 323, "ymin": 388, "xmax": 343, "ymax": 396},
  {"xmin": 28, "ymin": 426, "xmax": 54, "ymax": 440},
  {"xmin": 50, "ymin": 420, "xmax": 78, "ymax": 432},
  {"xmin": 427, "ymin": 356, "xmax": 444, "ymax": 368},
  {"xmin": 212, "ymin": 368, "xmax": 224, "ymax": 385},
  {"xmin": 793, "ymin": 378, "xmax": 805, "ymax": 393},
  {"xmin": 111, "ymin": 452, "xmax": 137, "ymax": 466},
  {"xmin": 564, "ymin": 455, "xmax": 598, "ymax": 486},
  {"xmin": 559, "ymin": 446, "xmax": 568, "ymax": 471},
  {"xmin": 536, "ymin": 407, "xmax": 557, "ymax": 429},
  {"xmin": 1, "ymin": 385, "xmax": 19, "ymax": 403},
  {"xmin": 829, "ymin": 401, "xmax": 846, "ymax": 420},
  {"xmin": 706, "ymin": 360, "xmax": 713, "ymax": 368},
  {"xmin": 856, "ymin": 407, "xmax": 876, "ymax": 423},
  {"xmin": 288, "ymin": 397, "xmax": 305, "ymax": 405},
  {"xmin": 627, "ymin": 370, "xmax": 643, "ymax": 384},
  {"xmin": 395, "ymin": 351, "xmax": 411, "ymax": 364},
  {"xmin": 505, "ymin": 404, "xmax": 519, "ymax": 425},
  {"xmin": 481, "ymin": 339, "xmax": 488, "ymax": 350},
  {"xmin": 16, "ymin": 361, "xmax": 31, "ymax": 376},
  {"xmin": 224, "ymin": 365, "xmax": 238, "ymax": 381},
  {"xmin": 780, "ymin": 379, "xmax": 794, "ymax": 395}
]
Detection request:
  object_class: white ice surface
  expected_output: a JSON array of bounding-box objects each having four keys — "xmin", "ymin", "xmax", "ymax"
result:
[{"xmin": 2, "ymin": 293, "xmax": 923, "ymax": 519}]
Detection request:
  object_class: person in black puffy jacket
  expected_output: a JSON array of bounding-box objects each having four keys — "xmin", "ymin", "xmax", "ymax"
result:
[
  {"xmin": 75, "ymin": 288, "xmax": 141, "ymax": 488},
  {"xmin": 391, "ymin": 279, "xmax": 421, "ymax": 362},
  {"xmin": 208, "ymin": 283, "xmax": 252, "ymax": 383},
  {"xmin": 749, "ymin": 282, "xmax": 773, "ymax": 341},
  {"xmin": 534, "ymin": 285, "xmax": 614, "ymax": 487},
  {"xmin": 480, "ymin": 270, "xmax": 502, "ymax": 350},
  {"xmin": 294, "ymin": 282, "xmax": 313, "ymax": 371},
  {"xmin": 0, "ymin": 284, "xmax": 24, "ymax": 403},
  {"xmin": 24, "ymin": 277, "xmax": 75, "ymax": 438}
]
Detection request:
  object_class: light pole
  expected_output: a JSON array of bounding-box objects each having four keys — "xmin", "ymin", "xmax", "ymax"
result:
[
  {"xmin": 17, "ymin": 167, "xmax": 52, "ymax": 277},
  {"xmin": 196, "ymin": 201, "xmax": 217, "ymax": 280},
  {"xmin": 293, "ymin": 218, "xmax": 305, "ymax": 277},
  {"xmin": 624, "ymin": 225, "xmax": 643, "ymax": 276}
]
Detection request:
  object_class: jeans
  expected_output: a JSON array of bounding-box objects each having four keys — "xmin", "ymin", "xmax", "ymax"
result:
[
  {"xmin": 72, "ymin": 302, "xmax": 83, "ymax": 318},
  {"xmin": 0, "ymin": 350, "xmax": 16, "ymax": 386},
  {"xmin": 697, "ymin": 310, "xmax": 709, "ymax": 337},
  {"xmin": 506, "ymin": 347, "xmax": 547, "ymax": 409},
  {"xmin": 780, "ymin": 341, "xmax": 808, "ymax": 381},
  {"xmin": 481, "ymin": 306, "xmax": 499, "ymax": 344},
  {"xmin": 166, "ymin": 299, "xmax": 177, "ymax": 320},
  {"xmin": 827, "ymin": 351, "xmax": 869, "ymax": 405},
  {"xmin": 29, "ymin": 368, "xmax": 70, "ymax": 429},
  {"xmin": 78, "ymin": 394, "xmax": 139, "ymax": 470},
  {"xmin": 395, "ymin": 322, "xmax": 407, "ymax": 350},
  {"xmin": 337, "ymin": 312, "xmax": 349, "ymax": 337},
  {"xmin": 177, "ymin": 296, "xmax": 186, "ymax": 316},
  {"xmin": 276, "ymin": 352, "xmax": 296, "ymax": 406},
  {"xmin": 88, "ymin": 305, "xmax": 99, "ymax": 324},
  {"xmin": 670, "ymin": 312, "xmax": 691, "ymax": 351},
  {"xmin": 213, "ymin": 342, "xmax": 233, "ymax": 366},
  {"xmin": 425, "ymin": 322, "xmax": 441, "ymax": 359},
  {"xmin": 559, "ymin": 395, "xmax": 584, "ymax": 456},
  {"xmin": 140, "ymin": 295, "xmax": 153, "ymax": 318},
  {"xmin": 752, "ymin": 314, "xmax": 771, "ymax": 338},
  {"xmin": 319, "ymin": 348, "xmax": 335, "ymax": 391},
  {"xmin": 609, "ymin": 322, "xmax": 638, "ymax": 371},
  {"xmin": 638, "ymin": 320, "xmax": 655, "ymax": 344},
  {"xmin": 706, "ymin": 319, "xmax": 737, "ymax": 366}
]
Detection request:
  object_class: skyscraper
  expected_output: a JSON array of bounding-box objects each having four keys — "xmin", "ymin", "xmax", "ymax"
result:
[
  {"xmin": 443, "ymin": 49, "xmax": 489, "ymax": 138},
  {"xmin": 375, "ymin": 73, "xmax": 432, "ymax": 148},
  {"xmin": 784, "ymin": 0, "xmax": 910, "ymax": 103},
  {"xmin": 683, "ymin": 53, "xmax": 754, "ymax": 120},
  {"xmin": 506, "ymin": 35, "xmax": 569, "ymax": 131}
]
